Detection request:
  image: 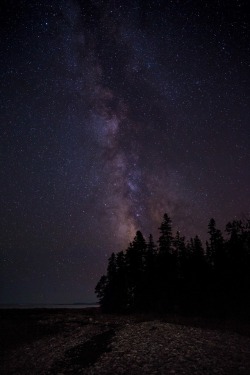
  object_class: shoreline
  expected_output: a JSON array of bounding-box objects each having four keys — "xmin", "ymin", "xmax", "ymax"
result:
[
  {"xmin": 0, "ymin": 304, "xmax": 99, "ymax": 310},
  {"xmin": 1, "ymin": 309, "xmax": 250, "ymax": 374}
]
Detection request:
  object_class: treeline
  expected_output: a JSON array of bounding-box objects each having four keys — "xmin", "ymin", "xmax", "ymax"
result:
[{"xmin": 95, "ymin": 214, "xmax": 250, "ymax": 316}]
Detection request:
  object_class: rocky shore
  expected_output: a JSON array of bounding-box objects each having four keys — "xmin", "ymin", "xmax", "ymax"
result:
[{"xmin": 1, "ymin": 308, "xmax": 250, "ymax": 374}]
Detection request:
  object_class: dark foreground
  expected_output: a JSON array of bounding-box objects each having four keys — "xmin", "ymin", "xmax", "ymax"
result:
[{"xmin": 1, "ymin": 308, "xmax": 250, "ymax": 374}]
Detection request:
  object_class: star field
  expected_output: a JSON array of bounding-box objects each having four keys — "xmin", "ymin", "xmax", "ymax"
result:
[{"xmin": 0, "ymin": 0, "xmax": 249, "ymax": 304}]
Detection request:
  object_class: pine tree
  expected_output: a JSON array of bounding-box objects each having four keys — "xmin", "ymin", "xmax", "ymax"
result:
[
  {"xmin": 115, "ymin": 251, "xmax": 128, "ymax": 311},
  {"xmin": 95, "ymin": 275, "xmax": 107, "ymax": 306},
  {"xmin": 103, "ymin": 253, "xmax": 117, "ymax": 311},
  {"xmin": 207, "ymin": 218, "xmax": 224, "ymax": 268},
  {"xmin": 157, "ymin": 214, "xmax": 176, "ymax": 310},
  {"xmin": 125, "ymin": 231, "xmax": 147, "ymax": 310},
  {"xmin": 145, "ymin": 234, "xmax": 157, "ymax": 268},
  {"xmin": 142, "ymin": 234, "xmax": 158, "ymax": 309},
  {"xmin": 186, "ymin": 236, "xmax": 208, "ymax": 312},
  {"xmin": 94, "ymin": 213, "xmax": 250, "ymax": 316},
  {"xmin": 158, "ymin": 213, "xmax": 173, "ymax": 254}
]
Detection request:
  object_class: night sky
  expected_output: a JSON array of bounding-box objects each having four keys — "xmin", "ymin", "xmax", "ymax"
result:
[{"xmin": 1, "ymin": 0, "xmax": 249, "ymax": 304}]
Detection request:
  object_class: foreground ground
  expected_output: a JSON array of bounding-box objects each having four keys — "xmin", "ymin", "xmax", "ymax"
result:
[{"xmin": 1, "ymin": 308, "xmax": 250, "ymax": 374}]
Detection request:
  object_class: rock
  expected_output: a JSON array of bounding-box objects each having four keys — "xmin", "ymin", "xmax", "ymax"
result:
[{"xmin": 239, "ymin": 366, "xmax": 246, "ymax": 372}]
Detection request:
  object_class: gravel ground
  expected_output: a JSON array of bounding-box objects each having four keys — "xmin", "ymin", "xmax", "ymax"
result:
[
  {"xmin": 89, "ymin": 321, "xmax": 250, "ymax": 375},
  {"xmin": 1, "ymin": 309, "xmax": 250, "ymax": 375}
]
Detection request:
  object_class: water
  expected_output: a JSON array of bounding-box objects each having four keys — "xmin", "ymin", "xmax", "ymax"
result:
[{"xmin": 0, "ymin": 303, "xmax": 99, "ymax": 309}]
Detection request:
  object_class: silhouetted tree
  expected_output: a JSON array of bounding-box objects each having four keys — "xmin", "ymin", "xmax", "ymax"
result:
[
  {"xmin": 224, "ymin": 219, "xmax": 250, "ymax": 314},
  {"xmin": 157, "ymin": 214, "xmax": 177, "ymax": 310},
  {"xmin": 95, "ymin": 213, "xmax": 250, "ymax": 317},
  {"xmin": 101, "ymin": 253, "xmax": 118, "ymax": 312},
  {"xmin": 95, "ymin": 275, "xmax": 107, "ymax": 306},
  {"xmin": 183, "ymin": 236, "xmax": 208, "ymax": 312},
  {"xmin": 174, "ymin": 231, "xmax": 188, "ymax": 276},
  {"xmin": 145, "ymin": 234, "xmax": 157, "ymax": 271},
  {"xmin": 115, "ymin": 251, "xmax": 128, "ymax": 311},
  {"xmin": 95, "ymin": 253, "xmax": 123, "ymax": 312},
  {"xmin": 158, "ymin": 213, "xmax": 173, "ymax": 255},
  {"xmin": 125, "ymin": 231, "xmax": 147, "ymax": 310},
  {"xmin": 142, "ymin": 234, "xmax": 157, "ymax": 310},
  {"xmin": 205, "ymin": 219, "xmax": 226, "ymax": 312},
  {"xmin": 206, "ymin": 218, "xmax": 224, "ymax": 268}
]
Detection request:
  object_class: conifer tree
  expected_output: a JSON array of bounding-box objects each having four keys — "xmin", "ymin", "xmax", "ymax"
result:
[
  {"xmin": 157, "ymin": 214, "xmax": 176, "ymax": 310},
  {"xmin": 95, "ymin": 275, "xmax": 107, "ymax": 306},
  {"xmin": 158, "ymin": 213, "xmax": 173, "ymax": 254},
  {"xmin": 207, "ymin": 218, "xmax": 224, "ymax": 268},
  {"xmin": 145, "ymin": 234, "xmax": 157, "ymax": 268},
  {"xmin": 142, "ymin": 234, "xmax": 158, "ymax": 309},
  {"xmin": 95, "ymin": 213, "xmax": 250, "ymax": 316},
  {"xmin": 125, "ymin": 231, "xmax": 147, "ymax": 310}
]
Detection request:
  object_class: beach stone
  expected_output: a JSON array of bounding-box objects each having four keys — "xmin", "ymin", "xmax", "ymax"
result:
[{"xmin": 2, "ymin": 311, "xmax": 250, "ymax": 375}]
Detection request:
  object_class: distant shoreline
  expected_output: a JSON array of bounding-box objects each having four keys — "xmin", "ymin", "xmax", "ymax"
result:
[{"xmin": 0, "ymin": 303, "xmax": 99, "ymax": 309}]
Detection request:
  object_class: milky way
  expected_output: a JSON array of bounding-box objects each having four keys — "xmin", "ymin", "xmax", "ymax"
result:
[{"xmin": 0, "ymin": 0, "xmax": 249, "ymax": 304}]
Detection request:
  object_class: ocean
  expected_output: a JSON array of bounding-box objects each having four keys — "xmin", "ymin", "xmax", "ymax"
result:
[{"xmin": 0, "ymin": 303, "xmax": 99, "ymax": 309}]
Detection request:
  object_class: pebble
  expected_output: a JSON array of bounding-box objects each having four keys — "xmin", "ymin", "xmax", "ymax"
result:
[{"xmin": 3, "ymin": 315, "xmax": 250, "ymax": 375}]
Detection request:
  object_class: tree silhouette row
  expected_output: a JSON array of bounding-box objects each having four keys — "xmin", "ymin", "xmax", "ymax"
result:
[{"xmin": 95, "ymin": 214, "xmax": 250, "ymax": 316}]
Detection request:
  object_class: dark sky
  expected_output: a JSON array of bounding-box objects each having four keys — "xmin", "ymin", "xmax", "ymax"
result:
[{"xmin": 1, "ymin": 0, "xmax": 249, "ymax": 304}]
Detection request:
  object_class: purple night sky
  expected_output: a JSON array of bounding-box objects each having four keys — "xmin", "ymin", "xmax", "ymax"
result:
[{"xmin": 1, "ymin": 0, "xmax": 249, "ymax": 304}]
